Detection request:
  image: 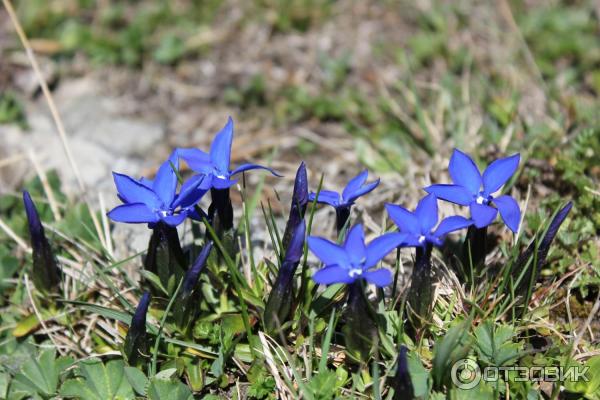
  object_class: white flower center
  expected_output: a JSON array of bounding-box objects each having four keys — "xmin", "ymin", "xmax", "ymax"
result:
[
  {"xmin": 216, "ymin": 174, "xmax": 227, "ymax": 179},
  {"xmin": 418, "ymin": 235, "xmax": 426, "ymax": 244},
  {"xmin": 476, "ymin": 195, "xmax": 486, "ymax": 205},
  {"xmin": 159, "ymin": 210, "xmax": 169, "ymax": 217},
  {"xmin": 348, "ymin": 268, "xmax": 363, "ymax": 278}
]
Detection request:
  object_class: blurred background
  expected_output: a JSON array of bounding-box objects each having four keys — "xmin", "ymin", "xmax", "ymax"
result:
[{"xmin": 0, "ymin": 0, "xmax": 598, "ymax": 256}]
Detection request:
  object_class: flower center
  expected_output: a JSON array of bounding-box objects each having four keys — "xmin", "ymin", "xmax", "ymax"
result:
[
  {"xmin": 348, "ymin": 268, "xmax": 363, "ymax": 278},
  {"xmin": 418, "ymin": 235, "xmax": 426, "ymax": 244},
  {"xmin": 158, "ymin": 209, "xmax": 173, "ymax": 217}
]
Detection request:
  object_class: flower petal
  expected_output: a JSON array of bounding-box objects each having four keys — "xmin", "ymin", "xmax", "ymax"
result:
[
  {"xmin": 231, "ymin": 163, "xmax": 282, "ymax": 177},
  {"xmin": 139, "ymin": 177, "xmax": 153, "ymax": 188},
  {"xmin": 449, "ymin": 149, "xmax": 482, "ymax": 195},
  {"xmin": 434, "ymin": 215, "xmax": 473, "ymax": 237},
  {"xmin": 344, "ymin": 224, "xmax": 366, "ymax": 264},
  {"xmin": 343, "ymin": 178, "xmax": 379, "ymax": 205},
  {"xmin": 312, "ymin": 266, "xmax": 354, "ymax": 285},
  {"xmin": 470, "ymin": 203, "xmax": 498, "ymax": 228},
  {"xmin": 211, "ymin": 176, "xmax": 238, "ymax": 189},
  {"xmin": 210, "ymin": 117, "xmax": 234, "ymax": 173},
  {"xmin": 385, "ymin": 203, "xmax": 420, "ymax": 234},
  {"xmin": 112, "ymin": 172, "xmax": 161, "ymax": 208},
  {"xmin": 415, "ymin": 194, "xmax": 438, "ymax": 233},
  {"xmin": 307, "ymin": 236, "xmax": 350, "ymax": 268},
  {"xmin": 173, "ymin": 175, "xmax": 208, "ymax": 209},
  {"xmin": 494, "ymin": 194, "xmax": 521, "ymax": 233},
  {"xmin": 177, "ymin": 148, "xmax": 213, "ymax": 174},
  {"xmin": 364, "ymin": 232, "xmax": 406, "ymax": 268},
  {"xmin": 424, "ymin": 184, "xmax": 473, "ymax": 206},
  {"xmin": 342, "ymin": 170, "xmax": 368, "ymax": 200},
  {"xmin": 108, "ymin": 203, "xmax": 158, "ymax": 224},
  {"xmin": 153, "ymin": 152, "xmax": 179, "ymax": 206},
  {"xmin": 401, "ymin": 234, "xmax": 424, "ymax": 247},
  {"xmin": 309, "ymin": 190, "xmax": 340, "ymax": 207},
  {"xmin": 362, "ymin": 269, "xmax": 393, "ymax": 287},
  {"xmin": 342, "ymin": 170, "xmax": 379, "ymax": 204},
  {"xmin": 482, "ymin": 153, "xmax": 520, "ymax": 195},
  {"xmin": 161, "ymin": 213, "xmax": 187, "ymax": 227}
]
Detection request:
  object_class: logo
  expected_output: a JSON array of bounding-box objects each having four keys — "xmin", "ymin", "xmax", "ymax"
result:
[{"xmin": 451, "ymin": 359, "xmax": 481, "ymax": 389}]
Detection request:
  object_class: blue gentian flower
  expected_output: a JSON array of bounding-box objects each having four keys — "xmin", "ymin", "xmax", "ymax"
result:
[
  {"xmin": 424, "ymin": 149, "xmax": 521, "ymax": 232},
  {"xmin": 308, "ymin": 169, "xmax": 379, "ymax": 209},
  {"xmin": 385, "ymin": 194, "xmax": 472, "ymax": 247},
  {"xmin": 108, "ymin": 152, "xmax": 207, "ymax": 227},
  {"xmin": 309, "ymin": 170, "xmax": 379, "ymax": 231},
  {"xmin": 177, "ymin": 117, "xmax": 281, "ymax": 191},
  {"xmin": 308, "ymin": 224, "xmax": 404, "ymax": 287}
]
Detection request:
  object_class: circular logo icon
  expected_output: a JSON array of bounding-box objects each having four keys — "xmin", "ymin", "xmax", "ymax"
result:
[{"xmin": 451, "ymin": 359, "xmax": 481, "ymax": 390}]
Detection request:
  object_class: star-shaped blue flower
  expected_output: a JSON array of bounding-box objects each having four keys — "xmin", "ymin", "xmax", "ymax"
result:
[
  {"xmin": 177, "ymin": 117, "xmax": 281, "ymax": 190},
  {"xmin": 424, "ymin": 149, "xmax": 521, "ymax": 232},
  {"xmin": 108, "ymin": 152, "xmax": 207, "ymax": 227},
  {"xmin": 308, "ymin": 224, "xmax": 405, "ymax": 287},
  {"xmin": 386, "ymin": 194, "xmax": 472, "ymax": 247},
  {"xmin": 308, "ymin": 170, "xmax": 380, "ymax": 209}
]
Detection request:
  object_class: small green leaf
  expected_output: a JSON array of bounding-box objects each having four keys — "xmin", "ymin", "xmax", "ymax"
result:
[
  {"xmin": 147, "ymin": 377, "xmax": 193, "ymax": 400},
  {"xmin": 124, "ymin": 366, "xmax": 149, "ymax": 396}
]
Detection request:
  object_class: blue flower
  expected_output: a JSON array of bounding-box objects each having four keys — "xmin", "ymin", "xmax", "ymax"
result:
[
  {"xmin": 424, "ymin": 149, "xmax": 521, "ymax": 232},
  {"xmin": 386, "ymin": 194, "xmax": 472, "ymax": 248},
  {"xmin": 108, "ymin": 152, "xmax": 207, "ymax": 227},
  {"xmin": 177, "ymin": 117, "xmax": 281, "ymax": 191},
  {"xmin": 308, "ymin": 224, "xmax": 405, "ymax": 287},
  {"xmin": 308, "ymin": 170, "xmax": 379, "ymax": 209}
]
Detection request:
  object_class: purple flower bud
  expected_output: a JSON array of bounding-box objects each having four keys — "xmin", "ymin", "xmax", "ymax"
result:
[
  {"xmin": 124, "ymin": 292, "xmax": 151, "ymax": 365},
  {"xmin": 513, "ymin": 201, "xmax": 572, "ymax": 298},
  {"xmin": 283, "ymin": 162, "xmax": 308, "ymax": 250},
  {"xmin": 182, "ymin": 241, "xmax": 214, "ymax": 298},
  {"xmin": 393, "ymin": 346, "xmax": 415, "ymax": 399},
  {"xmin": 264, "ymin": 220, "xmax": 306, "ymax": 332},
  {"xmin": 22, "ymin": 191, "xmax": 60, "ymax": 293}
]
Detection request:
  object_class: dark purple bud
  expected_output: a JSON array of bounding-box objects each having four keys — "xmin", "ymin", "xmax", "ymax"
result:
[
  {"xmin": 282, "ymin": 219, "xmax": 305, "ymax": 271},
  {"xmin": 514, "ymin": 201, "xmax": 572, "ymax": 298},
  {"xmin": 182, "ymin": 241, "xmax": 214, "ymax": 298},
  {"xmin": 283, "ymin": 162, "xmax": 308, "ymax": 250},
  {"xmin": 393, "ymin": 346, "xmax": 415, "ymax": 400},
  {"xmin": 22, "ymin": 191, "xmax": 60, "ymax": 293},
  {"xmin": 124, "ymin": 292, "xmax": 151, "ymax": 365},
  {"xmin": 264, "ymin": 220, "xmax": 306, "ymax": 332}
]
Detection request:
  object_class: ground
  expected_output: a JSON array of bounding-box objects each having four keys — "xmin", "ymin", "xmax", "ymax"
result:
[{"xmin": 0, "ymin": 0, "xmax": 599, "ymax": 399}]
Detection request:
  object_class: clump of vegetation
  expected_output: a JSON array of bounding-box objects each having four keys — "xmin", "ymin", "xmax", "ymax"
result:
[{"xmin": 1, "ymin": 117, "xmax": 595, "ymax": 399}]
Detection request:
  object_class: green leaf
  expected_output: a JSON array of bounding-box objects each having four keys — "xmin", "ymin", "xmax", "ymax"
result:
[
  {"xmin": 474, "ymin": 322, "xmax": 521, "ymax": 366},
  {"xmin": 146, "ymin": 377, "xmax": 193, "ymax": 400},
  {"xmin": 60, "ymin": 359, "xmax": 134, "ymax": 399},
  {"xmin": 124, "ymin": 367, "xmax": 149, "ymax": 396},
  {"xmin": 407, "ymin": 351, "xmax": 430, "ymax": 398},
  {"xmin": 432, "ymin": 319, "xmax": 473, "ymax": 389},
  {"xmin": 10, "ymin": 348, "xmax": 74, "ymax": 398}
]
